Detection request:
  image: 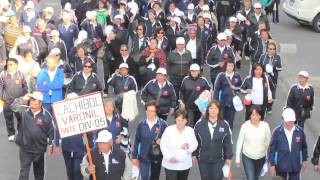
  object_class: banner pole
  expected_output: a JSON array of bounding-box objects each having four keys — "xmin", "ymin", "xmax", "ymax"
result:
[{"xmin": 84, "ymin": 132, "xmax": 97, "ymax": 180}]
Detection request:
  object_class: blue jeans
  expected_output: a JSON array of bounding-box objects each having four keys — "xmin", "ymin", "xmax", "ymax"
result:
[
  {"xmin": 140, "ymin": 161, "xmax": 162, "ymax": 180},
  {"xmin": 242, "ymin": 154, "xmax": 266, "ymax": 180}
]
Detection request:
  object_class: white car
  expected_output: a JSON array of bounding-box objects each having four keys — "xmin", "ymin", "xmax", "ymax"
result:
[{"xmin": 283, "ymin": 0, "xmax": 320, "ymax": 32}]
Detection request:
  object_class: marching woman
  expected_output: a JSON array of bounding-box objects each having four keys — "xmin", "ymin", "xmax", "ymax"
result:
[
  {"xmin": 62, "ymin": 59, "xmax": 101, "ymax": 180},
  {"xmin": 235, "ymin": 106, "xmax": 271, "ymax": 180},
  {"xmin": 258, "ymin": 42, "xmax": 282, "ymax": 114},
  {"xmin": 179, "ymin": 64, "xmax": 211, "ymax": 127},
  {"xmin": 213, "ymin": 59, "xmax": 242, "ymax": 130},
  {"xmin": 139, "ymin": 38, "xmax": 167, "ymax": 86},
  {"xmin": 193, "ymin": 101, "xmax": 233, "ymax": 180},
  {"xmin": 160, "ymin": 108, "xmax": 198, "ymax": 180},
  {"xmin": 240, "ymin": 63, "xmax": 275, "ymax": 121},
  {"xmin": 132, "ymin": 100, "xmax": 168, "ymax": 180}
]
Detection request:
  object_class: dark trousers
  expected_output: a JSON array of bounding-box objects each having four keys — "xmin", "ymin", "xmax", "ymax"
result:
[
  {"xmin": 245, "ymin": 104, "xmax": 266, "ymax": 121},
  {"xmin": 3, "ymin": 105, "xmax": 22, "ymax": 136},
  {"xmin": 198, "ymin": 160, "xmax": 223, "ymax": 180},
  {"xmin": 296, "ymin": 117, "xmax": 307, "ymax": 130},
  {"xmin": 140, "ymin": 161, "xmax": 162, "ymax": 180},
  {"xmin": 272, "ymin": 2, "xmax": 280, "ymax": 23},
  {"xmin": 170, "ymin": 75, "xmax": 184, "ymax": 97},
  {"xmin": 210, "ymin": 68, "xmax": 223, "ymax": 90},
  {"xmin": 187, "ymin": 110, "xmax": 202, "ymax": 127},
  {"xmin": 165, "ymin": 168, "xmax": 190, "ymax": 180},
  {"xmin": 242, "ymin": 154, "xmax": 266, "ymax": 180},
  {"xmin": 103, "ymin": 61, "xmax": 110, "ymax": 93},
  {"xmin": 18, "ymin": 149, "xmax": 45, "ymax": 180},
  {"xmin": 276, "ymin": 171, "xmax": 300, "ymax": 180},
  {"xmin": 62, "ymin": 150, "xmax": 84, "ymax": 180},
  {"xmin": 222, "ymin": 106, "xmax": 236, "ymax": 130}
]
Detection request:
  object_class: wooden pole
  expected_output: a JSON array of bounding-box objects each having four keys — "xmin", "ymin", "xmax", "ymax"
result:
[{"xmin": 83, "ymin": 132, "xmax": 97, "ymax": 180}]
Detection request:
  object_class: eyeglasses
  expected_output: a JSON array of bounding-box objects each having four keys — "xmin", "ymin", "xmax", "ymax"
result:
[
  {"xmin": 84, "ymin": 65, "xmax": 92, "ymax": 68},
  {"xmin": 120, "ymin": 49, "xmax": 128, "ymax": 51},
  {"xmin": 158, "ymin": 32, "xmax": 164, "ymax": 34},
  {"xmin": 268, "ymin": 48, "xmax": 276, "ymax": 50}
]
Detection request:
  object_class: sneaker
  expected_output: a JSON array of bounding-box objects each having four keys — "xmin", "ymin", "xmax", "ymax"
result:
[
  {"xmin": 267, "ymin": 110, "xmax": 273, "ymax": 115},
  {"xmin": 8, "ymin": 135, "xmax": 15, "ymax": 142}
]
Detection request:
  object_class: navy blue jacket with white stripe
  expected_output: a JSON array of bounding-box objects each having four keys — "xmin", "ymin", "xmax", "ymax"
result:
[{"xmin": 268, "ymin": 124, "xmax": 308, "ymax": 173}]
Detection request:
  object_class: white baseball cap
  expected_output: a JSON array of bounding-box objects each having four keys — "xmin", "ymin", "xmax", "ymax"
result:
[
  {"xmin": 50, "ymin": 48, "xmax": 61, "ymax": 55},
  {"xmin": 298, "ymin": 70, "xmax": 309, "ymax": 78},
  {"xmin": 156, "ymin": 68, "xmax": 167, "ymax": 75},
  {"xmin": 254, "ymin": 2, "xmax": 262, "ymax": 9},
  {"xmin": 26, "ymin": 1, "xmax": 35, "ymax": 9},
  {"xmin": 119, "ymin": 63, "xmax": 129, "ymax": 69},
  {"xmin": 188, "ymin": 3, "xmax": 194, "ymax": 10},
  {"xmin": 64, "ymin": 2, "xmax": 72, "ymax": 11},
  {"xmin": 50, "ymin": 30, "xmax": 60, "ymax": 37},
  {"xmin": 44, "ymin": 7, "xmax": 54, "ymax": 14},
  {"xmin": 95, "ymin": 130, "xmax": 113, "ymax": 143},
  {"xmin": 190, "ymin": 63, "xmax": 200, "ymax": 71},
  {"xmin": 229, "ymin": 16, "xmax": 237, "ymax": 23},
  {"xmin": 217, "ymin": 33, "xmax": 227, "ymax": 41},
  {"xmin": 176, "ymin": 37, "xmax": 185, "ymax": 44},
  {"xmin": 29, "ymin": 91, "xmax": 43, "ymax": 101},
  {"xmin": 233, "ymin": 96, "xmax": 243, "ymax": 111},
  {"xmin": 282, "ymin": 108, "xmax": 296, "ymax": 122},
  {"xmin": 203, "ymin": 4, "xmax": 210, "ymax": 11},
  {"xmin": 119, "ymin": 0, "xmax": 127, "ymax": 6},
  {"xmin": 114, "ymin": 14, "xmax": 124, "ymax": 20}
]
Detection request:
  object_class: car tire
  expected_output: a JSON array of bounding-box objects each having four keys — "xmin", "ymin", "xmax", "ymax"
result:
[{"xmin": 312, "ymin": 14, "xmax": 320, "ymax": 33}]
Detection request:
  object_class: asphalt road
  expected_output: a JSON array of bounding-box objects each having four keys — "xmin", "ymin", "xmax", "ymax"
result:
[{"xmin": 1, "ymin": 1, "xmax": 320, "ymax": 180}]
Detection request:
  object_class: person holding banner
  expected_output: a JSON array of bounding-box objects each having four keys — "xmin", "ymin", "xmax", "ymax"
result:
[
  {"xmin": 11, "ymin": 91, "xmax": 58, "ymax": 180},
  {"xmin": 62, "ymin": 59, "xmax": 102, "ymax": 180},
  {"xmin": 132, "ymin": 100, "xmax": 168, "ymax": 180},
  {"xmin": 81, "ymin": 130, "xmax": 132, "ymax": 180}
]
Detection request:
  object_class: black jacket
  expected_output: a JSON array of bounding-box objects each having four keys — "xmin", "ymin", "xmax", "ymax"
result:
[
  {"xmin": 206, "ymin": 45, "xmax": 235, "ymax": 72},
  {"xmin": 115, "ymin": 56, "xmax": 139, "ymax": 78},
  {"xmin": 240, "ymin": 75, "xmax": 275, "ymax": 105},
  {"xmin": 67, "ymin": 71, "xmax": 102, "ymax": 96},
  {"xmin": 12, "ymin": 98, "xmax": 55, "ymax": 153},
  {"xmin": 286, "ymin": 84, "xmax": 314, "ymax": 120},
  {"xmin": 250, "ymin": 38, "xmax": 268, "ymax": 63},
  {"xmin": 0, "ymin": 71, "xmax": 28, "ymax": 105},
  {"xmin": 48, "ymin": 39, "xmax": 68, "ymax": 62},
  {"xmin": 193, "ymin": 118, "xmax": 233, "ymax": 163},
  {"xmin": 216, "ymin": 0, "xmax": 236, "ymax": 17},
  {"xmin": 258, "ymin": 53, "xmax": 283, "ymax": 85},
  {"xmin": 312, "ymin": 136, "xmax": 320, "ymax": 165},
  {"xmin": 185, "ymin": 37, "xmax": 204, "ymax": 63},
  {"xmin": 168, "ymin": 50, "xmax": 193, "ymax": 77},
  {"xmin": 179, "ymin": 76, "xmax": 211, "ymax": 111},
  {"xmin": 108, "ymin": 74, "xmax": 138, "ymax": 95},
  {"xmin": 89, "ymin": 147, "xmax": 126, "ymax": 180},
  {"xmin": 141, "ymin": 79, "xmax": 177, "ymax": 115}
]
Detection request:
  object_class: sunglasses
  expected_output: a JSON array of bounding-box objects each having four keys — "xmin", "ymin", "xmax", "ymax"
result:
[
  {"xmin": 158, "ymin": 32, "xmax": 164, "ymax": 34},
  {"xmin": 84, "ymin": 65, "xmax": 92, "ymax": 68}
]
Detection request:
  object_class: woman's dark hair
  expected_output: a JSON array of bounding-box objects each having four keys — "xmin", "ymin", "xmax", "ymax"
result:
[
  {"xmin": 153, "ymin": 27, "xmax": 165, "ymax": 38},
  {"xmin": 76, "ymin": 45, "xmax": 87, "ymax": 54},
  {"xmin": 204, "ymin": 100, "xmax": 223, "ymax": 121},
  {"xmin": 223, "ymin": 59, "xmax": 235, "ymax": 72},
  {"xmin": 83, "ymin": 58, "xmax": 94, "ymax": 67},
  {"xmin": 174, "ymin": 108, "xmax": 188, "ymax": 119},
  {"xmin": 251, "ymin": 63, "xmax": 265, "ymax": 77},
  {"xmin": 136, "ymin": 23, "xmax": 146, "ymax": 35},
  {"xmin": 249, "ymin": 106, "xmax": 263, "ymax": 119},
  {"xmin": 145, "ymin": 100, "xmax": 159, "ymax": 113}
]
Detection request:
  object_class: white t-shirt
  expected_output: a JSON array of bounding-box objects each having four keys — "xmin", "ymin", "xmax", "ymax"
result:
[
  {"xmin": 236, "ymin": 121, "xmax": 271, "ymax": 163},
  {"xmin": 186, "ymin": 39, "xmax": 197, "ymax": 59},
  {"xmin": 160, "ymin": 125, "xmax": 198, "ymax": 170},
  {"xmin": 284, "ymin": 126, "xmax": 295, "ymax": 152},
  {"xmin": 252, "ymin": 77, "xmax": 264, "ymax": 105}
]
